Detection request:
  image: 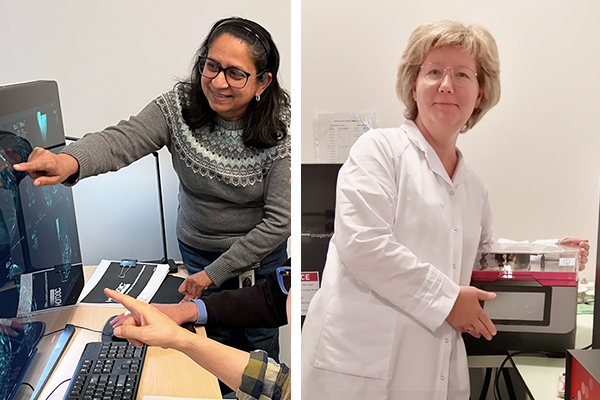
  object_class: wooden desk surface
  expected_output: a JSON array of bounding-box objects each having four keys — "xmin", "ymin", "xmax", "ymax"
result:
[{"xmin": 14, "ymin": 265, "xmax": 221, "ymax": 400}]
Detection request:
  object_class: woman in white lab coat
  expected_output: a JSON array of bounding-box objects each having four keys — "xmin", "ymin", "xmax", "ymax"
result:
[{"xmin": 301, "ymin": 20, "xmax": 588, "ymax": 400}]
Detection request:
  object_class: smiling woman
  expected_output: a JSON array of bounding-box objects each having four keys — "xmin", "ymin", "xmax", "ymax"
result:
[
  {"xmin": 301, "ymin": 20, "xmax": 503, "ymax": 400},
  {"xmin": 200, "ymin": 34, "xmax": 272, "ymax": 121},
  {"xmin": 13, "ymin": 15, "xmax": 291, "ymax": 399}
]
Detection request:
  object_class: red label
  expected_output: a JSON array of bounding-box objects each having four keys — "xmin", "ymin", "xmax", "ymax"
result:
[{"xmin": 301, "ymin": 272, "xmax": 319, "ymax": 282}]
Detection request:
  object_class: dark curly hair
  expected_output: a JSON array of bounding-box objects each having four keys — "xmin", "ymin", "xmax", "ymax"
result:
[{"xmin": 179, "ymin": 17, "xmax": 290, "ymax": 148}]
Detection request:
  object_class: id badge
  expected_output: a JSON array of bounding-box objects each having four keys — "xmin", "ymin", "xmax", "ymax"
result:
[{"xmin": 238, "ymin": 269, "xmax": 255, "ymax": 288}]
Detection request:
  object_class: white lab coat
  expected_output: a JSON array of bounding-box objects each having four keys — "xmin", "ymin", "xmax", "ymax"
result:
[{"xmin": 301, "ymin": 120, "xmax": 494, "ymax": 400}]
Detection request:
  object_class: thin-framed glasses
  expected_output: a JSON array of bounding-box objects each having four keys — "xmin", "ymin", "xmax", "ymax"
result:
[
  {"xmin": 420, "ymin": 63, "xmax": 478, "ymax": 88},
  {"xmin": 198, "ymin": 56, "xmax": 253, "ymax": 89}
]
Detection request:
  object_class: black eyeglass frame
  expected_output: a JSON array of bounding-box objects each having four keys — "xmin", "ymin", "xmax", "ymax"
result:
[{"xmin": 199, "ymin": 56, "xmax": 265, "ymax": 89}]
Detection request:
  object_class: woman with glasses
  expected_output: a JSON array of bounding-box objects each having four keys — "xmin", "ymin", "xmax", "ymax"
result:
[
  {"xmin": 301, "ymin": 20, "xmax": 587, "ymax": 400},
  {"xmin": 14, "ymin": 16, "xmax": 290, "ymax": 387}
]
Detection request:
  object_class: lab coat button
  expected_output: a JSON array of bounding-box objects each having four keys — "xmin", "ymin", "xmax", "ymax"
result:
[
  {"xmin": 441, "ymin": 375, "xmax": 445, "ymax": 381},
  {"xmin": 452, "ymin": 264, "xmax": 457, "ymax": 269},
  {"xmin": 450, "ymin": 191, "xmax": 455, "ymax": 196},
  {"xmin": 452, "ymin": 226, "xmax": 457, "ymax": 231},
  {"xmin": 445, "ymin": 338, "xmax": 449, "ymax": 343}
]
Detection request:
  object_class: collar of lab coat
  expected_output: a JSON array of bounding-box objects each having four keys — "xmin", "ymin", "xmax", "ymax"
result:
[{"xmin": 401, "ymin": 120, "xmax": 471, "ymax": 187}]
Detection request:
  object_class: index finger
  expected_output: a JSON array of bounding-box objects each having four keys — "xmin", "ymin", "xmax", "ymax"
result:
[
  {"xmin": 104, "ymin": 288, "xmax": 145, "ymax": 314},
  {"xmin": 13, "ymin": 147, "xmax": 47, "ymax": 172}
]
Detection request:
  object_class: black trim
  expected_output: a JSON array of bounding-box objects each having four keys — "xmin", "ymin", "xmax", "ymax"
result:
[{"xmin": 478, "ymin": 284, "xmax": 552, "ymax": 326}]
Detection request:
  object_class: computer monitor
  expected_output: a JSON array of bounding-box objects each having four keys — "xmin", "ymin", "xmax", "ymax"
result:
[
  {"xmin": 301, "ymin": 163, "xmax": 342, "ymax": 276},
  {"xmin": 0, "ymin": 80, "xmax": 84, "ymax": 319}
]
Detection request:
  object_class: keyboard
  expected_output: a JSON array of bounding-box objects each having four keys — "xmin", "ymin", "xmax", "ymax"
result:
[{"xmin": 63, "ymin": 341, "xmax": 147, "ymax": 400}]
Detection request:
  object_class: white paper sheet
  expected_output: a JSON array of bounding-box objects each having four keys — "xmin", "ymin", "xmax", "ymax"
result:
[{"xmin": 314, "ymin": 112, "xmax": 375, "ymax": 163}]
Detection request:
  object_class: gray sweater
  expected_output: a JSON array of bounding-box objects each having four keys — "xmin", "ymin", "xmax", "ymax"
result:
[{"xmin": 63, "ymin": 86, "xmax": 291, "ymax": 286}]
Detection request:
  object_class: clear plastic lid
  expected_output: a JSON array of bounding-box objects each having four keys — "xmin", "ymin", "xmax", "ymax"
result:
[{"xmin": 475, "ymin": 243, "xmax": 579, "ymax": 272}]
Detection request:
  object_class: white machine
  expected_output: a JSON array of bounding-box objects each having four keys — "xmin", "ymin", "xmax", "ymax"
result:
[{"xmin": 464, "ymin": 242, "xmax": 579, "ymax": 355}]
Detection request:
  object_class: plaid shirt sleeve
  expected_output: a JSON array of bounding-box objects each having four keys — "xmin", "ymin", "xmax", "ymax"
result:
[{"xmin": 236, "ymin": 350, "xmax": 291, "ymax": 400}]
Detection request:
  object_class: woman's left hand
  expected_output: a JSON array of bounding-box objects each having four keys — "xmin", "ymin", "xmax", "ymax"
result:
[
  {"xmin": 559, "ymin": 236, "xmax": 590, "ymax": 271},
  {"xmin": 179, "ymin": 270, "xmax": 214, "ymax": 302}
]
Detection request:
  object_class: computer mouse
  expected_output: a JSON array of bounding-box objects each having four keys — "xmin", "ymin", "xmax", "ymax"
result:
[
  {"xmin": 180, "ymin": 321, "xmax": 196, "ymax": 334},
  {"xmin": 102, "ymin": 315, "xmax": 127, "ymax": 343}
]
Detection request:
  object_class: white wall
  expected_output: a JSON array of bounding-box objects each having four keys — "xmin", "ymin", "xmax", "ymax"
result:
[
  {"xmin": 301, "ymin": 0, "xmax": 600, "ymax": 282},
  {"xmin": 2, "ymin": 0, "xmax": 292, "ymax": 367},
  {"xmin": 1, "ymin": 0, "xmax": 291, "ymax": 266}
]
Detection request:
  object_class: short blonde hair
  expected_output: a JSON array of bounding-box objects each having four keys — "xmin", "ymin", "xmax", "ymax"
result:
[{"xmin": 396, "ymin": 20, "xmax": 501, "ymax": 132}]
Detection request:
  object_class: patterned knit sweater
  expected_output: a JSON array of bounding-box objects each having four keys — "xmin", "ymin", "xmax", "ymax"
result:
[{"xmin": 62, "ymin": 85, "xmax": 291, "ymax": 286}]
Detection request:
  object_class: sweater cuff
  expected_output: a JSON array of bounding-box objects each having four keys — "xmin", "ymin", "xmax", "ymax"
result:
[{"xmin": 60, "ymin": 146, "xmax": 91, "ymax": 183}]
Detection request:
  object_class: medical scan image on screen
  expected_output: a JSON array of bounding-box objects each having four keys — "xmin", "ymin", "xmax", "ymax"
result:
[{"xmin": 0, "ymin": 92, "xmax": 84, "ymax": 320}]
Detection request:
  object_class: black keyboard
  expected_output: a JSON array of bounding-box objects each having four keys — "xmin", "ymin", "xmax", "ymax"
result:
[{"xmin": 63, "ymin": 341, "xmax": 147, "ymax": 400}]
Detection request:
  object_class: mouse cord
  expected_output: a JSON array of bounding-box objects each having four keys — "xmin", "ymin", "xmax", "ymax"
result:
[{"xmin": 43, "ymin": 325, "xmax": 106, "ymax": 338}]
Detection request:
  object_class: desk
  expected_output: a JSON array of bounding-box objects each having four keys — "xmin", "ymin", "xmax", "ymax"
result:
[
  {"xmin": 468, "ymin": 314, "xmax": 593, "ymax": 400},
  {"xmin": 14, "ymin": 265, "xmax": 221, "ymax": 400}
]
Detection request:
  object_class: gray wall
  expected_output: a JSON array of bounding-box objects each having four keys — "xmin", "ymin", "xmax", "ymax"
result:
[{"xmin": 301, "ymin": 0, "xmax": 600, "ymax": 282}]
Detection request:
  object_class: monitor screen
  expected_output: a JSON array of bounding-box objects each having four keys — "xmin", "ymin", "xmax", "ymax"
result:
[
  {"xmin": 301, "ymin": 164, "xmax": 342, "ymax": 276},
  {"xmin": 0, "ymin": 80, "xmax": 84, "ymax": 319}
]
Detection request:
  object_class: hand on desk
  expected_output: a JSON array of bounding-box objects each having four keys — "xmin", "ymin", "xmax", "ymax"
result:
[
  {"xmin": 105, "ymin": 288, "xmax": 184, "ymax": 348},
  {"xmin": 559, "ymin": 236, "xmax": 590, "ymax": 271},
  {"xmin": 447, "ymin": 286, "xmax": 497, "ymax": 341},
  {"xmin": 110, "ymin": 301, "xmax": 198, "ymax": 329},
  {"xmin": 179, "ymin": 270, "xmax": 213, "ymax": 302}
]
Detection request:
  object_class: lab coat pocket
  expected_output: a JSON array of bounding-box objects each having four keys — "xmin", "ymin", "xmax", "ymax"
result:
[{"xmin": 314, "ymin": 296, "xmax": 396, "ymax": 380}]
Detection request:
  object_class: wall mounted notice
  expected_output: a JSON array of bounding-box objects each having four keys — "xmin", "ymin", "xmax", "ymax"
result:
[
  {"xmin": 314, "ymin": 113, "xmax": 375, "ymax": 163},
  {"xmin": 301, "ymin": 271, "xmax": 320, "ymax": 315}
]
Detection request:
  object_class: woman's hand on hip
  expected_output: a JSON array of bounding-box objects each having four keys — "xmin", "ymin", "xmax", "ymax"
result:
[
  {"xmin": 447, "ymin": 286, "xmax": 497, "ymax": 341},
  {"xmin": 179, "ymin": 270, "xmax": 214, "ymax": 302}
]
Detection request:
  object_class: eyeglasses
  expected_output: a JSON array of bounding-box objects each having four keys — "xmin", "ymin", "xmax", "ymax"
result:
[
  {"xmin": 420, "ymin": 63, "xmax": 478, "ymax": 88},
  {"xmin": 198, "ymin": 56, "xmax": 253, "ymax": 89}
]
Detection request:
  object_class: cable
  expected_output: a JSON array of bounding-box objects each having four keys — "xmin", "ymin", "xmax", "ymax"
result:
[
  {"xmin": 501, "ymin": 368, "xmax": 517, "ymax": 400},
  {"xmin": 42, "ymin": 328, "xmax": 65, "ymax": 338},
  {"xmin": 493, "ymin": 350, "xmax": 563, "ymax": 400},
  {"xmin": 44, "ymin": 378, "xmax": 70, "ymax": 400},
  {"xmin": 478, "ymin": 367, "xmax": 493, "ymax": 400},
  {"xmin": 71, "ymin": 325, "xmax": 105, "ymax": 335},
  {"xmin": 43, "ymin": 324, "xmax": 106, "ymax": 338},
  {"xmin": 21, "ymin": 382, "xmax": 34, "ymax": 391}
]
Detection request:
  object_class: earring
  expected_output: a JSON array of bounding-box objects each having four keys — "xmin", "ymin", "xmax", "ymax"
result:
[{"xmin": 255, "ymin": 95, "xmax": 261, "ymax": 102}]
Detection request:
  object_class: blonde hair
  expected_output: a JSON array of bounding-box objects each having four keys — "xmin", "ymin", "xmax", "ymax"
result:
[{"xmin": 396, "ymin": 20, "xmax": 501, "ymax": 132}]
